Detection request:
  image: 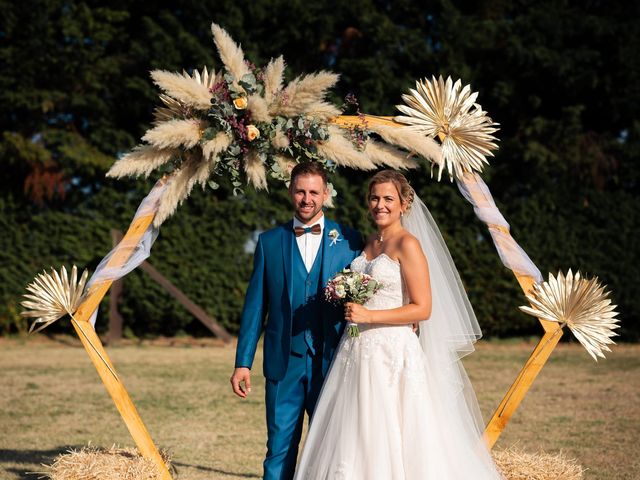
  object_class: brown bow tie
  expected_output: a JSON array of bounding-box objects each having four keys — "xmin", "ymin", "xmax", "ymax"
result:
[{"xmin": 294, "ymin": 224, "xmax": 322, "ymax": 237}]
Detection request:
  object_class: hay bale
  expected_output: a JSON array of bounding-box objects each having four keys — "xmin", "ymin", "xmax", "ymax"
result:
[
  {"xmin": 45, "ymin": 445, "xmax": 172, "ymax": 480},
  {"xmin": 493, "ymin": 446, "xmax": 585, "ymax": 480},
  {"xmin": 45, "ymin": 443, "xmax": 583, "ymax": 479}
]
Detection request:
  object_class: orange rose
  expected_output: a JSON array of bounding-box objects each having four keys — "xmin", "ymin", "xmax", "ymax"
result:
[
  {"xmin": 247, "ymin": 125, "xmax": 260, "ymax": 141},
  {"xmin": 233, "ymin": 96, "xmax": 248, "ymax": 110}
]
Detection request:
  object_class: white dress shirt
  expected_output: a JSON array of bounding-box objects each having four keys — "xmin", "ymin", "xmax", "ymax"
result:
[{"xmin": 293, "ymin": 215, "xmax": 324, "ymax": 272}]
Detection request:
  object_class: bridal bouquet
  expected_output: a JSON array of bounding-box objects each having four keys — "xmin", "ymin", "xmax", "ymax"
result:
[{"xmin": 324, "ymin": 269, "xmax": 382, "ymax": 337}]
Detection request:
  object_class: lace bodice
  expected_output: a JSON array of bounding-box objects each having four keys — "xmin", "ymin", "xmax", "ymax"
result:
[{"xmin": 351, "ymin": 252, "xmax": 405, "ymax": 311}]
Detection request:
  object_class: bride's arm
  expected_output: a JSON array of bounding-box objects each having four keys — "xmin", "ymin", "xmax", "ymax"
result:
[{"xmin": 346, "ymin": 235, "xmax": 432, "ymax": 325}]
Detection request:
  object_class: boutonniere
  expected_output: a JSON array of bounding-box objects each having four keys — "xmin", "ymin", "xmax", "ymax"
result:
[{"xmin": 328, "ymin": 228, "xmax": 343, "ymax": 246}]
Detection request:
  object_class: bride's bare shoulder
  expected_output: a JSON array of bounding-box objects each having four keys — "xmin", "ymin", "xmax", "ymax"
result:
[{"xmin": 397, "ymin": 231, "xmax": 426, "ymax": 263}]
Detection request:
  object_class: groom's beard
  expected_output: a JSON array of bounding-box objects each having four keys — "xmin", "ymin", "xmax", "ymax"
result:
[{"xmin": 295, "ymin": 203, "xmax": 323, "ymax": 223}]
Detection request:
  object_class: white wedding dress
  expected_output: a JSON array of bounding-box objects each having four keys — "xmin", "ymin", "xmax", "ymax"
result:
[{"xmin": 294, "ymin": 252, "xmax": 503, "ymax": 479}]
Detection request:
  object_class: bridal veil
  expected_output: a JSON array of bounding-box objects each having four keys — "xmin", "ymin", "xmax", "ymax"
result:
[{"xmin": 402, "ymin": 194, "xmax": 499, "ymax": 473}]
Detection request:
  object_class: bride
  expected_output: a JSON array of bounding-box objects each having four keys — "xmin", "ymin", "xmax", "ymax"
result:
[{"xmin": 294, "ymin": 170, "xmax": 502, "ymax": 479}]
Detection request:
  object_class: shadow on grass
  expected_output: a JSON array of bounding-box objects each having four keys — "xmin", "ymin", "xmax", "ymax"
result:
[
  {"xmin": 1, "ymin": 449, "xmax": 262, "ymax": 479},
  {"xmin": 0, "ymin": 447, "xmax": 80, "ymax": 479},
  {"xmin": 173, "ymin": 461, "xmax": 261, "ymax": 478}
]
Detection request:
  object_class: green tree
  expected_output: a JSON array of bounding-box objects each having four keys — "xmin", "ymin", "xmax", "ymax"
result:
[{"xmin": 1, "ymin": 0, "xmax": 637, "ymax": 339}]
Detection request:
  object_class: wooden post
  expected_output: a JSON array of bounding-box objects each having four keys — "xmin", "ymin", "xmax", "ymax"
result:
[
  {"xmin": 458, "ymin": 172, "xmax": 565, "ymax": 448},
  {"xmin": 483, "ymin": 322, "xmax": 563, "ymax": 448},
  {"xmin": 70, "ymin": 319, "xmax": 171, "ymax": 478},
  {"xmin": 72, "ymin": 212, "xmax": 172, "ymax": 480}
]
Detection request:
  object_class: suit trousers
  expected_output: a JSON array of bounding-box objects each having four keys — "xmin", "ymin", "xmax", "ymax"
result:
[{"xmin": 263, "ymin": 349, "xmax": 324, "ymax": 480}]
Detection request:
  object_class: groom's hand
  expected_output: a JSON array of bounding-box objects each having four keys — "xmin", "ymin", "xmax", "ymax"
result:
[{"xmin": 230, "ymin": 367, "xmax": 252, "ymax": 398}]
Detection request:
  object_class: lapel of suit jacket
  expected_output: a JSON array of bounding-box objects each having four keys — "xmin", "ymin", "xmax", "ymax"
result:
[
  {"xmin": 321, "ymin": 218, "xmax": 340, "ymax": 287},
  {"xmin": 281, "ymin": 220, "xmax": 295, "ymax": 310}
]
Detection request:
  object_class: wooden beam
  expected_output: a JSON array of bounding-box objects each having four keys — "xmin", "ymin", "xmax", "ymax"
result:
[
  {"xmin": 109, "ymin": 229, "xmax": 233, "ymax": 343},
  {"xmin": 138, "ymin": 260, "xmax": 233, "ymax": 343},
  {"xmin": 71, "ymin": 318, "xmax": 171, "ymax": 479},
  {"xmin": 332, "ymin": 114, "xmax": 400, "ymax": 129},
  {"xmin": 71, "ymin": 211, "xmax": 172, "ymax": 480},
  {"xmin": 483, "ymin": 324, "xmax": 564, "ymax": 448},
  {"xmin": 458, "ymin": 172, "xmax": 565, "ymax": 448}
]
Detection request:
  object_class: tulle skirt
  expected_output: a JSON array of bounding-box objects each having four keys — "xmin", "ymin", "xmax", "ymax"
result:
[{"xmin": 294, "ymin": 324, "xmax": 502, "ymax": 479}]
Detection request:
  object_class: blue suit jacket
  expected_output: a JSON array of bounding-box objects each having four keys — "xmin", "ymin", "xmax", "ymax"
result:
[{"xmin": 235, "ymin": 218, "xmax": 362, "ymax": 381}]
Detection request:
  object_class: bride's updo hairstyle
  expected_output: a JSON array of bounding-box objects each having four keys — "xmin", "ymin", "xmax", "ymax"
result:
[{"xmin": 367, "ymin": 170, "xmax": 415, "ymax": 211}]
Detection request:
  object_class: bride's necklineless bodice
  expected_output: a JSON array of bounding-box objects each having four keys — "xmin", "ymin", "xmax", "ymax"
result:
[{"xmin": 351, "ymin": 252, "xmax": 405, "ymax": 311}]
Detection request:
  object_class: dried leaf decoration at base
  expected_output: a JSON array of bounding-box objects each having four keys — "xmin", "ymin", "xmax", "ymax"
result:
[
  {"xmin": 20, "ymin": 265, "xmax": 88, "ymax": 333},
  {"xmin": 519, "ymin": 270, "xmax": 620, "ymax": 361},
  {"xmin": 20, "ymin": 266, "xmax": 120, "ymax": 380}
]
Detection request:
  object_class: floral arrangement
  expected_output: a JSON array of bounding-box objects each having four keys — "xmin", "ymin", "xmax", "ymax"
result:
[
  {"xmin": 325, "ymin": 268, "xmax": 383, "ymax": 337},
  {"xmin": 106, "ymin": 24, "xmax": 437, "ymax": 227},
  {"xmin": 202, "ymin": 62, "xmax": 336, "ymax": 194}
]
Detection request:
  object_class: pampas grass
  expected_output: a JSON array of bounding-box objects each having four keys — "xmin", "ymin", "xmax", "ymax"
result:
[
  {"xmin": 211, "ymin": 23, "xmax": 250, "ymax": 82},
  {"xmin": 150, "ymin": 70, "xmax": 212, "ymax": 110},
  {"xmin": 305, "ymin": 101, "xmax": 342, "ymax": 121},
  {"xmin": 275, "ymin": 154, "xmax": 296, "ymax": 178},
  {"xmin": 142, "ymin": 119, "xmax": 202, "ymax": 149},
  {"xmin": 44, "ymin": 445, "xmax": 172, "ymax": 480},
  {"xmin": 364, "ymin": 140, "xmax": 418, "ymax": 170},
  {"xmin": 271, "ymin": 72, "xmax": 339, "ymax": 116},
  {"xmin": 248, "ymin": 95, "xmax": 271, "ymax": 123},
  {"xmin": 493, "ymin": 447, "xmax": 585, "ymax": 480},
  {"xmin": 271, "ymin": 130, "xmax": 290, "ymax": 149},
  {"xmin": 154, "ymin": 158, "xmax": 201, "ymax": 227},
  {"xmin": 202, "ymin": 132, "xmax": 232, "ymax": 161},
  {"xmin": 316, "ymin": 126, "xmax": 377, "ymax": 170},
  {"xmin": 109, "ymin": 23, "xmax": 455, "ymax": 227},
  {"xmin": 106, "ymin": 146, "xmax": 176, "ymax": 179},
  {"xmin": 263, "ymin": 55, "xmax": 285, "ymax": 105},
  {"xmin": 188, "ymin": 157, "xmax": 217, "ymax": 192},
  {"xmin": 292, "ymin": 71, "xmax": 339, "ymax": 98},
  {"xmin": 244, "ymin": 151, "xmax": 268, "ymax": 190},
  {"xmin": 368, "ymin": 123, "xmax": 442, "ymax": 167}
]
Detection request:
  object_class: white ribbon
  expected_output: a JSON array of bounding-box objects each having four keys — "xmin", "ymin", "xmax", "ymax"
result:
[
  {"xmin": 86, "ymin": 178, "xmax": 170, "ymax": 327},
  {"xmin": 456, "ymin": 173, "xmax": 542, "ymax": 283}
]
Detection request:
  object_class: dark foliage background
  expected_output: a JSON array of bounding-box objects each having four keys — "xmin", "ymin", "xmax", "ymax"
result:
[{"xmin": 1, "ymin": 0, "xmax": 638, "ymax": 339}]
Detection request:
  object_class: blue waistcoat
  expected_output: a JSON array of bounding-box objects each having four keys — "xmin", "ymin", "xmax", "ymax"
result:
[
  {"xmin": 290, "ymin": 245, "xmax": 324, "ymax": 356},
  {"xmin": 235, "ymin": 218, "xmax": 363, "ymax": 381}
]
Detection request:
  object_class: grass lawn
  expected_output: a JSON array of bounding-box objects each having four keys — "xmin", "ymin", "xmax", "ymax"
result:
[{"xmin": 0, "ymin": 336, "xmax": 638, "ymax": 479}]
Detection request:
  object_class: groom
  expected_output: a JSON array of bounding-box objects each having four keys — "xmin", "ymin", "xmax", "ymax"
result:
[{"xmin": 231, "ymin": 162, "xmax": 361, "ymax": 480}]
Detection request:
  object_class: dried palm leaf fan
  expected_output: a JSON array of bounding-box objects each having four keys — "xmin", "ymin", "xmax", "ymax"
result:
[
  {"xmin": 20, "ymin": 266, "xmax": 118, "ymax": 380},
  {"xmin": 520, "ymin": 270, "xmax": 620, "ymax": 361},
  {"xmin": 395, "ymin": 76, "xmax": 500, "ymax": 181},
  {"xmin": 21, "ymin": 265, "xmax": 89, "ymax": 333}
]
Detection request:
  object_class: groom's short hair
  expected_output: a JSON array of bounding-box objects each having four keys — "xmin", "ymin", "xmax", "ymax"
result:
[{"xmin": 289, "ymin": 161, "xmax": 327, "ymax": 187}]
